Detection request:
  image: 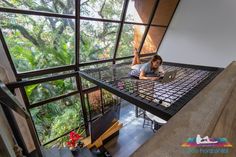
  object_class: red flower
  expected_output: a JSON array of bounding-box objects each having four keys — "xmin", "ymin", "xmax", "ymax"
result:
[
  {"xmin": 67, "ymin": 131, "xmax": 82, "ymax": 148},
  {"xmin": 67, "ymin": 141, "xmax": 72, "ymax": 147}
]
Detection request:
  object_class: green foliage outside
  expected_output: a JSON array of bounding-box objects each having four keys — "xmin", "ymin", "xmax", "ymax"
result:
[
  {"xmin": 26, "ymin": 77, "xmax": 77, "ymax": 104},
  {"xmin": 30, "ymin": 95, "xmax": 84, "ymax": 147}
]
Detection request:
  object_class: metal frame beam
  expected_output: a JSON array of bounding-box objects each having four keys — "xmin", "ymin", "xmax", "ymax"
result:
[
  {"xmin": 0, "ymin": 7, "xmax": 75, "ymax": 19},
  {"xmin": 75, "ymin": 0, "xmax": 90, "ymax": 136},
  {"xmin": 112, "ymin": 0, "xmax": 130, "ymax": 64}
]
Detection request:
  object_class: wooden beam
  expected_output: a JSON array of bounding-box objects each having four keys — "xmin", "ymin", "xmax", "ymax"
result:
[{"xmin": 81, "ymin": 121, "xmax": 123, "ymax": 149}]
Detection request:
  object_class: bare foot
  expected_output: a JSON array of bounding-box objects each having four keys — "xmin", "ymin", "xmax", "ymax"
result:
[{"xmin": 134, "ymin": 49, "xmax": 139, "ymax": 56}]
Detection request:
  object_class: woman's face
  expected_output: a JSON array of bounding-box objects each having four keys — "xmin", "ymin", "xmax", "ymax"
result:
[{"xmin": 152, "ymin": 60, "xmax": 161, "ymax": 69}]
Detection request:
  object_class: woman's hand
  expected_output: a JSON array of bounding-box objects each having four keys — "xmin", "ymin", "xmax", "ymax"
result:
[{"xmin": 139, "ymin": 70, "xmax": 160, "ymax": 81}]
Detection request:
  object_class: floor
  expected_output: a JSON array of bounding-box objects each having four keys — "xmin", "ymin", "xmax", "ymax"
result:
[{"xmin": 104, "ymin": 101, "xmax": 155, "ymax": 157}]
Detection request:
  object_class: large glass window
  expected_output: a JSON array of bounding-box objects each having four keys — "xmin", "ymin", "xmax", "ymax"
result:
[
  {"xmin": 0, "ymin": 0, "xmax": 75, "ymax": 14},
  {"xmin": 0, "ymin": 13, "xmax": 75, "ymax": 72},
  {"xmin": 117, "ymin": 24, "xmax": 146, "ymax": 58},
  {"xmin": 80, "ymin": 20, "xmax": 119, "ymax": 62},
  {"xmin": 80, "ymin": 0, "xmax": 124, "ymax": 20}
]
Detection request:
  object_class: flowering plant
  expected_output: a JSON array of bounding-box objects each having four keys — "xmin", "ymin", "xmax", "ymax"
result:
[{"xmin": 67, "ymin": 131, "xmax": 82, "ymax": 149}]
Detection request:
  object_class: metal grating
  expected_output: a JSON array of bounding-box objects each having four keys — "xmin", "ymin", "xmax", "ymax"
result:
[{"xmin": 79, "ymin": 62, "xmax": 223, "ymax": 121}]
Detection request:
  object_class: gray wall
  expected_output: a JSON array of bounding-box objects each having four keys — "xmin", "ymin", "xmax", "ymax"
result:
[
  {"xmin": 0, "ymin": 106, "xmax": 16, "ymax": 157},
  {"xmin": 159, "ymin": 0, "xmax": 236, "ymax": 68},
  {"xmin": 0, "ymin": 42, "xmax": 16, "ymax": 157},
  {"xmin": 0, "ymin": 42, "xmax": 35, "ymax": 154}
]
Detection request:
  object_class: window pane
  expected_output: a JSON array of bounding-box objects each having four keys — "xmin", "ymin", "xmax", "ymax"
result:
[
  {"xmin": 30, "ymin": 95, "xmax": 84, "ymax": 145},
  {"xmin": 125, "ymin": 0, "xmax": 156, "ymax": 24},
  {"xmin": 117, "ymin": 24, "xmax": 146, "ymax": 58},
  {"xmin": 80, "ymin": 20, "xmax": 119, "ymax": 62},
  {"xmin": 87, "ymin": 90, "xmax": 102, "ymax": 119},
  {"xmin": 25, "ymin": 77, "xmax": 77, "ymax": 104},
  {"xmin": 0, "ymin": 0, "xmax": 75, "ymax": 14},
  {"xmin": 80, "ymin": 62, "xmax": 113, "ymax": 90},
  {"xmin": 22, "ymin": 71, "xmax": 74, "ymax": 80},
  {"xmin": 115, "ymin": 59, "xmax": 132, "ymax": 65},
  {"xmin": 81, "ymin": 77, "xmax": 96, "ymax": 90},
  {"xmin": 152, "ymin": 0, "xmax": 179, "ymax": 26},
  {"xmin": 80, "ymin": 0, "xmax": 124, "ymax": 20},
  {"xmin": 0, "ymin": 13, "xmax": 75, "ymax": 72},
  {"xmin": 102, "ymin": 89, "xmax": 120, "ymax": 111},
  {"xmin": 141, "ymin": 27, "xmax": 166, "ymax": 54}
]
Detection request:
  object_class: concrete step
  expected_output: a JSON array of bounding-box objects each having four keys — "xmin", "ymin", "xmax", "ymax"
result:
[{"xmin": 41, "ymin": 147, "xmax": 73, "ymax": 157}]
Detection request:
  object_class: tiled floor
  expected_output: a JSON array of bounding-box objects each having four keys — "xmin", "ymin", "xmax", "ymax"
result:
[{"xmin": 104, "ymin": 101, "xmax": 154, "ymax": 157}]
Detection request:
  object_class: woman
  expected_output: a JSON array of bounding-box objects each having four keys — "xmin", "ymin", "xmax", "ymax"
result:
[{"xmin": 131, "ymin": 52, "xmax": 164, "ymax": 81}]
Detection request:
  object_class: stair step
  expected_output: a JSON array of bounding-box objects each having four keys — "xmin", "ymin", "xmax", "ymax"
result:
[
  {"xmin": 59, "ymin": 148, "xmax": 74, "ymax": 157},
  {"xmin": 41, "ymin": 147, "xmax": 73, "ymax": 157}
]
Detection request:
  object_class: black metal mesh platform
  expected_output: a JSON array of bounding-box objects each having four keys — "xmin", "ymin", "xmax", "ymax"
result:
[{"xmin": 79, "ymin": 61, "xmax": 223, "ymax": 121}]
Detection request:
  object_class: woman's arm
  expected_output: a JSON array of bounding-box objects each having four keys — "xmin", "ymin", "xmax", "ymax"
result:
[
  {"xmin": 139, "ymin": 70, "xmax": 160, "ymax": 81},
  {"xmin": 158, "ymin": 65, "xmax": 165, "ymax": 77}
]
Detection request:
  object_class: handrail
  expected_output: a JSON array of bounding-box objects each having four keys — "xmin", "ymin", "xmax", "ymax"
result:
[{"xmin": 0, "ymin": 80, "xmax": 30, "ymax": 119}]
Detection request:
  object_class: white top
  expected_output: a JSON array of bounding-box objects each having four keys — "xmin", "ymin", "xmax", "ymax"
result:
[{"xmin": 146, "ymin": 112, "xmax": 167, "ymax": 124}]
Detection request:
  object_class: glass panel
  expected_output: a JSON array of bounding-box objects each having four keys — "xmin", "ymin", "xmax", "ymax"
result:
[
  {"xmin": 30, "ymin": 95, "xmax": 84, "ymax": 145},
  {"xmin": 117, "ymin": 24, "xmax": 146, "ymax": 58},
  {"xmin": 152, "ymin": 0, "xmax": 179, "ymax": 26},
  {"xmin": 81, "ymin": 77, "xmax": 96, "ymax": 90},
  {"xmin": 87, "ymin": 90, "xmax": 102, "ymax": 118},
  {"xmin": 80, "ymin": 20, "xmax": 119, "ymax": 62},
  {"xmin": 115, "ymin": 59, "xmax": 132, "ymax": 65},
  {"xmin": 125, "ymin": 0, "xmax": 155, "ymax": 24},
  {"xmin": 25, "ymin": 77, "xmax": 77, "ymax": 104},
  {"xmin": 0, "ymin": 13, "xmax": 75, "ymax": 72},
  {"xmin": 80, "ymin": 62, "xmax": 113, "ymax": 90},
  {"xmin": 80, "ymin": 62, "xmax": 113, "ymax": 70},
  {"xmin": 80, "ymin": 0, "xmax": 124, "ymax": 20},
  {"xmin": 141, "ymin": 27, "xmax": 166, "ymax": 54},
  {"xmin": 102, "ymin": 89, "xmax": 120, "ymax": 111},
  {"xmin": 81, "ymin": 64, "xmax": 132, "ymax": 83},
  {"xmin": 0, "ymin": 0, "xmax": 75, "ymax": 14},
  {"xmin": 22, "ymin": 71, "xmax": 74, "ymax": 80}
]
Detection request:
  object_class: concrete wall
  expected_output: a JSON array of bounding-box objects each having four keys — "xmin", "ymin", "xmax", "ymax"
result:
[
  {"xmin": 0, "ymin": 42, "xmax": 35, "ymax": 154},
  {"xmin": 158, "ymin": 0, "xmax": 236, "ymax": 68},
  {"xmin": 0, "ymin": 106, "xmax": 16, "ymax": 157}
]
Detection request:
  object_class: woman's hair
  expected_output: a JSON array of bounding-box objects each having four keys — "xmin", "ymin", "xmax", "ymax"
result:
[{"xmin": 150, "ymin": 54, "xmax": 163, "ymax": 65}]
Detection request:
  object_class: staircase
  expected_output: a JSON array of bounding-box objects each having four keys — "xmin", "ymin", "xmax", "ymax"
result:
[
  {"xmin": 41, "ymin": 147, "xmax": 73, "ymax": 157},
  {"xmin": 41, "ymin": 146, "xmax": 98, "ymax": 157}
]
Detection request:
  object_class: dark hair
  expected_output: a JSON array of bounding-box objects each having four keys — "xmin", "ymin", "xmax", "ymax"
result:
[{"xmin": 151, "ymin": 54, "xmax": 163, "ymax": 65}]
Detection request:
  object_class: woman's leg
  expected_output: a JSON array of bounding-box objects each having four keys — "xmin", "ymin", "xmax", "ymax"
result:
[{"xmin": 132, "ymin": 50, "xmax": 141, "ymax": 66}]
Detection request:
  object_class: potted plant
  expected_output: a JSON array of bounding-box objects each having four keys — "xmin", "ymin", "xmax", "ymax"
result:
[{"xmin": 67, "ymin": 131, "xmax": 84, "ymax": 155}]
